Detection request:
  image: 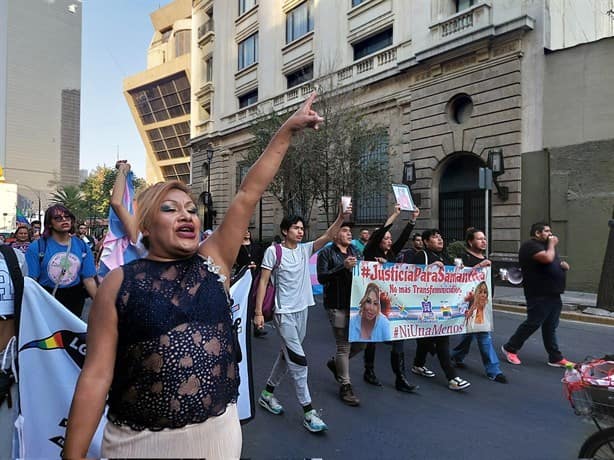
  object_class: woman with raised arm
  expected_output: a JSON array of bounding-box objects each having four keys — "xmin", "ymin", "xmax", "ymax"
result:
[{"xmin": 63, "ymin": 94, "xmax": 324, "ymax": 459}]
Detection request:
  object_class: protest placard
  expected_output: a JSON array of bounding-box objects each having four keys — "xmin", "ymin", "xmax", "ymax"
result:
[{"xmin": 349, "ymin": 261, "xmax": 492, "ymax": 342}]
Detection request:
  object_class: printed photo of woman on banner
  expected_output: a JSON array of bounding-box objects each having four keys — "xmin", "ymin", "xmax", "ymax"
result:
[
  {"xmin": 463, "ymin": 281, "xmax": 492, "ymax": 332},
  {"xmin": 349, "ymin": 283, "xmax": 391, "ymax": 342}
]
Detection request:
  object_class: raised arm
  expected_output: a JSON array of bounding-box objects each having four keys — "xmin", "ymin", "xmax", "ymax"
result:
[
  {"xmin": 391, "ymin": 208, "xmax": 420, "ymax": 255},
  {"xmin": 201, "ymin": 93, "xmax": 324, "ymax": 280},
  {"xmin": 110, "ymin": 161, "xmax": 139, "ymax": 244},
  {"xmin": 313, "ymin": 202, "xmax": 352, "ymax": 252},
  {"xmin": 63, "ymin": 268, "xmax": 121, "ymax": 458}
]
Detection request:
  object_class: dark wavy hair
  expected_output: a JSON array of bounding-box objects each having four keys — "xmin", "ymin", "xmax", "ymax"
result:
[{"xmin": 43, "ymin": 204, "xmax": 75, "ymax": 238}]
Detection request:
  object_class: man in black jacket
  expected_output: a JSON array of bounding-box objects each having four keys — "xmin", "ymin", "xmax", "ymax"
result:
[{"xmin": 317, "ymin": 222, "xmax": 364, "ymax": 406}]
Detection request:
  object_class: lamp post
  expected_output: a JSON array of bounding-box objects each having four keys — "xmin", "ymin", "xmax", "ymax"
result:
[{"xmin": 402, "ymin": 161, "xmax": 420, "ymax": 207}]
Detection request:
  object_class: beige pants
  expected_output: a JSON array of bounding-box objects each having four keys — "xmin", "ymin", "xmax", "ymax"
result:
[{"xmin": 102, "ymin": 403, "xmax": 242, "ymax": 459}]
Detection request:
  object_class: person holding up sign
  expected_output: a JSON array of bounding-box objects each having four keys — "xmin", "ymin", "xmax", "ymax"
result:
[{"xmin": 361, "ymin": 205, "xmax": 419, "ymax": 393}]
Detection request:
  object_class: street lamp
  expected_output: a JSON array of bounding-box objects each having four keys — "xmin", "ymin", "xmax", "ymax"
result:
[
  {"xmin": 402, "ymin": 161, "xmax": 421, "ymax": 207},
  {"xmin": 487, "ymin": 149, "xmax": 509, "ymax": 201}
]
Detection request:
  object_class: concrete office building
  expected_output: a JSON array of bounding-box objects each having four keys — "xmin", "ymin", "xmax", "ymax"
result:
[
  {"xmin": 124, "ymin": 0, "xmax": 193, "ymax": 184},
  {"xmin": 189, "ymin": 0, "xmax": 613, "ymax": 291},
  {"xmin": 0, "ymin": 0, "xmax": 82, "ymax": 222}
]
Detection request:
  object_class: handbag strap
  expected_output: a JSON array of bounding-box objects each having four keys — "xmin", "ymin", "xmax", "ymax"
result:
[{"xmin": 52, "ymin": 237, "xmax": 72, "ymax": 297}]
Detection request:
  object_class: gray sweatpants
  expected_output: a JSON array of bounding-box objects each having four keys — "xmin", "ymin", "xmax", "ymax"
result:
[{"xmin": 266, "ymin": 309, "xmax": 311, "ymax": 406}]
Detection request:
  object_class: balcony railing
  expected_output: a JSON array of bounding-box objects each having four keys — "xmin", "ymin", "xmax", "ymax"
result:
[
  {"xmin": 430, "ymin": 3, "xmax": 492, "ymax": 39},
  {"xmin": 220, "ymin": 46, "xmax": 398, "ymax": 129},
  {"xmin": 198, "ymin": 19, "xmax": 214, "ymax": 44}
]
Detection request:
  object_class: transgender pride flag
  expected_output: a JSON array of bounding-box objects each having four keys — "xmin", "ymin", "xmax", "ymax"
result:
[{"xmin": 98, "ymin": 171, "xmax": 142, "ymax": 277}]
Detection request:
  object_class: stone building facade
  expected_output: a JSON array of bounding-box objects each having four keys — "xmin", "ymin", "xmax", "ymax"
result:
[{"xmin": 187, "ymin": 0, "xmax": 613, "ymax": 290}]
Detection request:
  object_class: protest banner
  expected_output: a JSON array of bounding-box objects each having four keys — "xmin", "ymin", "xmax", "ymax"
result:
[{"xmin": 349, "ymin": 261, "xmax": 492, "ymax": 342}]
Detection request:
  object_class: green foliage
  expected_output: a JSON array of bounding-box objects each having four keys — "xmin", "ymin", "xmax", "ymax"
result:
[
  {"xmin": 243, "ymin": 85, "xmax": 388, "ymax": 228},
  {"xmin": 50, "ymin": 185, "xmax": 85, "ymax": 221},
  {"xmin": 447, "ymin": 240, "xmax": 467, "ymax": 259}
]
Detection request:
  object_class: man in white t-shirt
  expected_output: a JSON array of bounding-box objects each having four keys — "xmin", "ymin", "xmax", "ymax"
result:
[{"xmin": 254, "ymin": 204, "xmax": 350, "ymax": 433}]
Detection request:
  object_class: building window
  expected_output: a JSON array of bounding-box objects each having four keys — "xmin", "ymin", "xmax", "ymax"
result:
[
  {"xmin": 162, "ymin": 162, "xmax": 191, "ymax": 184},
  {"xmin": 174, "ymin": 29, "xmax": 191, "ymax": 58},
  {"xmin": 236, "ymin": 162, "xmax": 250, "ymax": 192},
  {"xmin": 238, "ymin": 33, "xmax": 258, "ymax": 70},
  {"xmin": 354, "ymin": 135, "xmax": 389, "ymax": 223},
  {"xmin": 456, "ymin": 0, "xmax": 475, "ymax": 12},
  {"xmin": 239, "ymin": 0, "xmax": 257, "ymax": 16},
  {"xmin": 286, "ymin": 0, "xmax": 314, "ymax": 44},
  {"xmin": 130, "ymin": 72, "xmax": 190, "ymax": 125},
  {"xmin": 353, "ymin": 28, "xmax": 393, "ymax": 61},
  {"xmin": 146, "ymin": 122, "xmax": 190, "ymax": 161},
  {"xmin": 238, "ymin": 89, "xmax": 258, "ymax": 108},
  {"xmin": 205, "ymin": 56, "xmax": 213, "ymax": 81},
  {"xmin": 351, "ymin": 0, "xmax": 365, "ymax": 6},
  {"xmin": 286, "ymin": 64, "xmax": 313, "ymax": 89}
]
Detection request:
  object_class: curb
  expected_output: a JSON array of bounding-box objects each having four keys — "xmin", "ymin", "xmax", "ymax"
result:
[{"xmin": 493, "ymin": 303, "xmax": 614, "ymax": 327}]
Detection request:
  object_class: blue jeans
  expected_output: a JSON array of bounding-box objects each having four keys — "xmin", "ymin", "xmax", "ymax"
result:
[
  {"xmin": 504, "ymin": 295, "xmax": 564, "ymax": 363},
  {"xmin": 451, "ymin": 332, "xmax": 502, "ymax": 378}
]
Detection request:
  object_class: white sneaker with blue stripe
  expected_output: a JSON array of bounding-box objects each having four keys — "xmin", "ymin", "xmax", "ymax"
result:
[{"xmin": 303, "ymin": 409, "xmax": 328, "ymax": 433}]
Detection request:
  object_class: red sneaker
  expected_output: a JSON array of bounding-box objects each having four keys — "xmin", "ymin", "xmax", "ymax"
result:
[
  {"xmin": 501, "ymin": 345, "xmax": 521, "ymax": 365},
  {"xmin": 547, "ymin": 358, "xmax": 575, "ymax": 368}
]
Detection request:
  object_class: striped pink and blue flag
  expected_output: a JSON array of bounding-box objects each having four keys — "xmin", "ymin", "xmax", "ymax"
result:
[{"xmin": 98, "ymin": 171, "xmax": 142, "ymax": 277}]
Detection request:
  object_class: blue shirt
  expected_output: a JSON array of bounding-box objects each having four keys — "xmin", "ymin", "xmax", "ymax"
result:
[
  {"xmin": 349, "ymin": 313, "xmax": 391, "ymax": 342},
  {"xmin": 25, "ymin": 236, "xmax": 96, "ymax": 288}
]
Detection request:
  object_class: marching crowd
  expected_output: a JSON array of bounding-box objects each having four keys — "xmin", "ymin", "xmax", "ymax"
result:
[{"xmin": 0, "ymin": 94, "xmax": 574, "ymax": 458}]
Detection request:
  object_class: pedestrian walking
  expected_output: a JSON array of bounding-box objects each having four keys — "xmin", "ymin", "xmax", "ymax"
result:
[
  {"xmin": 411, "ymin": 229, "xmax": 471, "ymax": 391},
  {"xmin": 362, "ymin": 205, "xmax": 419, "ymax": 393},
  {"xmin": 450, "ymin": 227, "xmax": 507, "ymax": 383},
  {"xmin": 501, "ymin": 222, "xmax": 573, "ymax": 367},
  {"xmin": 25, "ymin": 205, "xmax": 97, "ymax": 318},
  {"xmin": 63, "ymin": 93, "xmax": 325, "ymax": 459},
  {"xmin": 255, "ymin": 203, "xmax": 351, "ymax": 433},
  {"xmin": 317, "ymin": 221, "xmax": 364, "ymax": 406}
]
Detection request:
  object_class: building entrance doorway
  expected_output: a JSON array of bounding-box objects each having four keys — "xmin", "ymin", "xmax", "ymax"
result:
[{"xmin": 438, "ymin": 155, "xmax": 488, "ymax": 243}]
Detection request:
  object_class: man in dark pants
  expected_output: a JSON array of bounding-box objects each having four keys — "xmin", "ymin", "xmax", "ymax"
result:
[
  {"xmin": 317, "ymin": 222, "xmax": 364, "ymax": 406},
  {"xmin": 501, "ymin": 222, "xmax": 573, "ymax": 367}
]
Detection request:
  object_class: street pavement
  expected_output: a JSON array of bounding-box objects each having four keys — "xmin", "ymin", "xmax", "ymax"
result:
[{"xmin": 241, "ymin": 296, "xmax": 612, "ymax": 460}]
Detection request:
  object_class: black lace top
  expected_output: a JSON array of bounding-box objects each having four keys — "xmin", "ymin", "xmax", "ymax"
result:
[{"xmin": 107, "ymin": 254, "xmax": 239, "ymax": 431}]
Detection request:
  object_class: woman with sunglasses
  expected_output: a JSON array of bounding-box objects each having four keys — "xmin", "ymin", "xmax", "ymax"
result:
[{"xmin": 25, "ymin": 204, "xmax": 97, "ymax": 317}]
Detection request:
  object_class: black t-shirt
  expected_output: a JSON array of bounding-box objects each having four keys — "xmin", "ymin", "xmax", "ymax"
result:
[
  {"xmin": 462, "ymin": 250, "xmax": 494, "ymax": 295},
  {"xmin": 518, "ymin": 239, "xmax": 566, "ymax": 297},
  {"xmin": 411, "ymin": 248, "xmax": 453, "ymax": 266}
]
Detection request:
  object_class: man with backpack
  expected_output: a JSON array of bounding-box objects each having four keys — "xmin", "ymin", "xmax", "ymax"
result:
[
  {"xmin": 25, "ymin": 205, "xmax": 97, "ymax": 318},
  {"xmin": 254, "ymin": 203, "xmax": 350, "ymax": 433},
  {"xmin": 0, "ymin": 244, "xmax": 26, "ymax": 456}
]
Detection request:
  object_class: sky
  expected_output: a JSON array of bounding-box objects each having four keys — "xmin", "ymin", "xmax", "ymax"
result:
[{"xmin": 80, "ymin": 0, "xmax": 173, "ymax": 179}]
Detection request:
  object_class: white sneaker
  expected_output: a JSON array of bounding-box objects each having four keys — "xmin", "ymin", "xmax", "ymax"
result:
[
  {"xmin": 448, "ymin": 377, "xmax": 471, "ymax": 391},
  {"xmin": 303, "ymin": 409, "xmax": 328, "ymax": 433},
  {"xmin": 258, "ymin": 391, "xmax": 283, "ymax": 415}
]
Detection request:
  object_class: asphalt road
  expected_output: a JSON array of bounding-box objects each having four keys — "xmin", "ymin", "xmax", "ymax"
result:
[{"xmin": 241, "ymin": 297, "xmax": 612, "ymax": 460}]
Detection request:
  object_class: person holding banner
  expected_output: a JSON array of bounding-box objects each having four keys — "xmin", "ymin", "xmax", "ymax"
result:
[
  {"xmin": 411, "ymin": 229, "xmax": 471, "ymax": 391},
  {"xmin": 63, "ymin": 93, "xmax": 325, "ymax": 458},
  {"xmin": 317, "ymin": 221, "xmax": 364, "ymax": 406},
  {"xmin": 362, "ymin": 204, "xmax": 419, "ymax": 393},
  {"xmin": 451, "ymin": 228, "xmax": 507, "ymax": 383}
]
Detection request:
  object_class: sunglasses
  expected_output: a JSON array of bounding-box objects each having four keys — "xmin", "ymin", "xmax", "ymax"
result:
[{"xmin": 52, "ymin": 215, "xmax": 72, "ymax": 222}]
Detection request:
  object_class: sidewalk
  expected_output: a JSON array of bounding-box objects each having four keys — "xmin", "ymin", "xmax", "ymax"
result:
[{"xmin": 493, "ymin": 285, "xmax": 614, "ymax": 326}]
